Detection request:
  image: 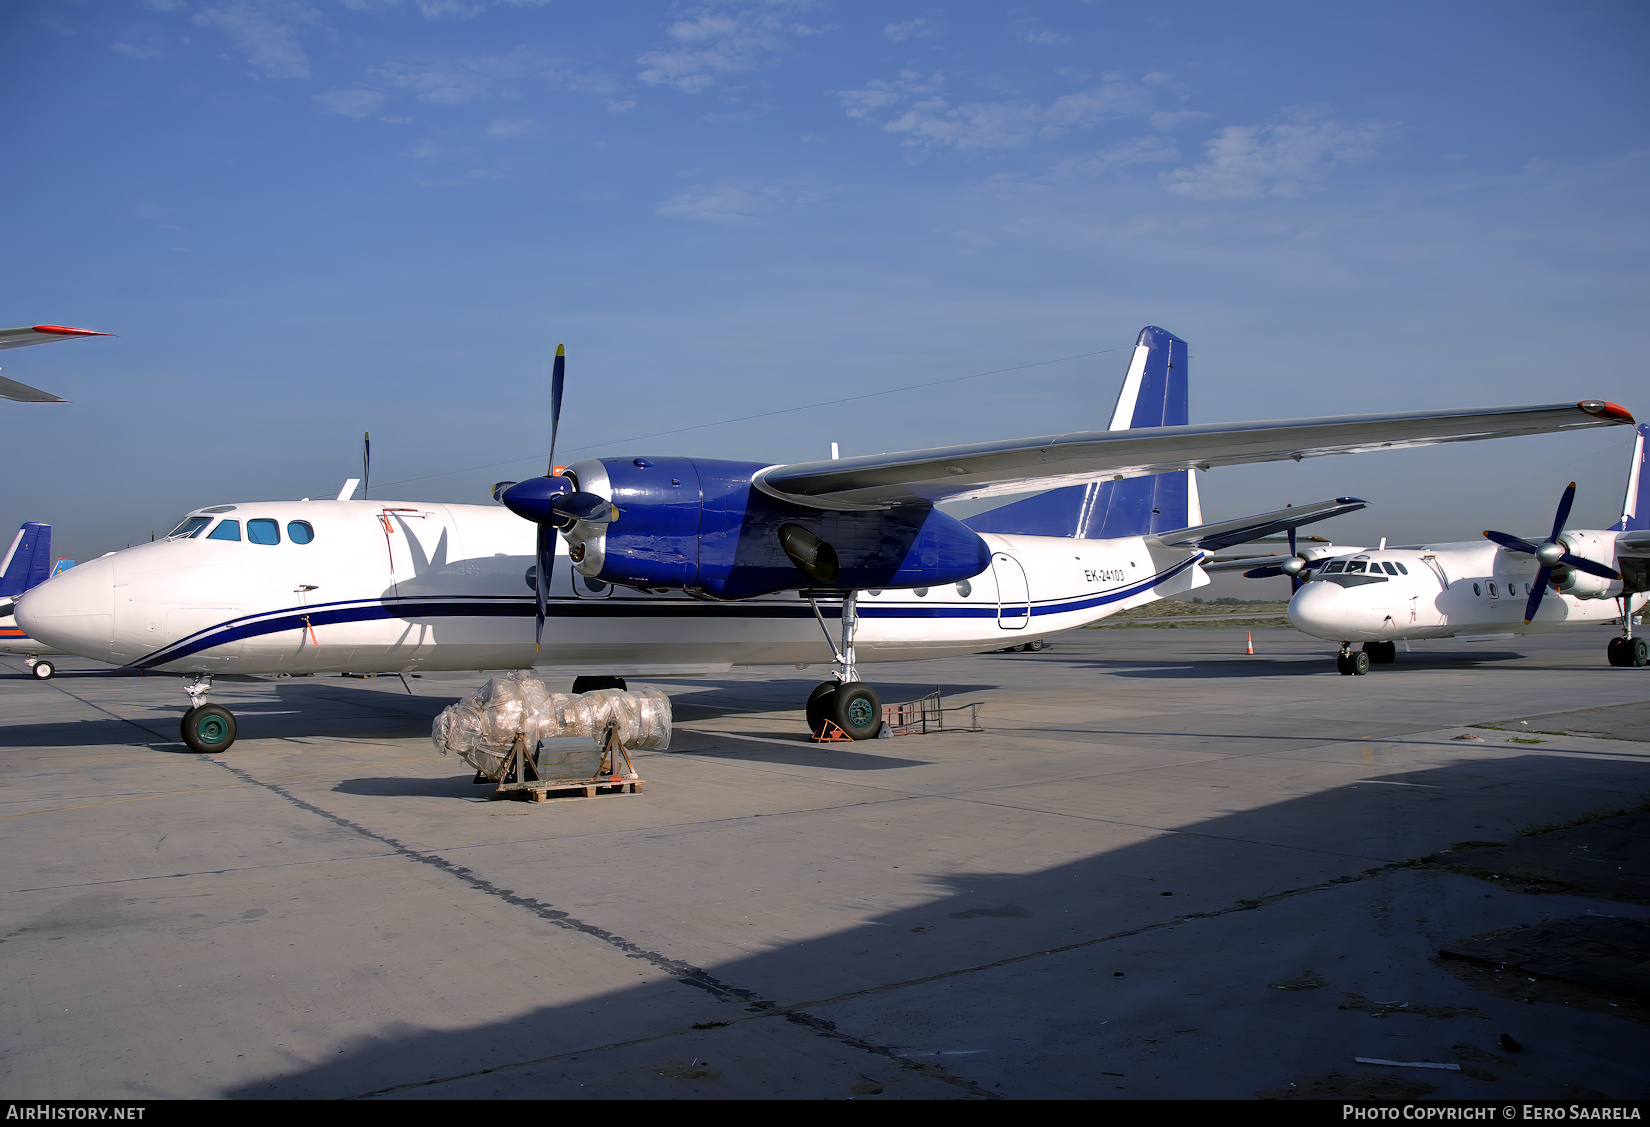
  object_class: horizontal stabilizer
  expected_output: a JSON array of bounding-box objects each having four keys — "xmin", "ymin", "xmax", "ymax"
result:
[{"xmin": 1148, "ymin": 497, "xmax": 1366, "ymax": 553}]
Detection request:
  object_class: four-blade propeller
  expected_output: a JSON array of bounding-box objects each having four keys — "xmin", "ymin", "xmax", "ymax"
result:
[
  {"xmin": 491, "ymin": 345, "xmax": 618, "ymax": 650},
  {"xmin": 1482, "ymin": 481, "xmax": 1620, "ymax": 623}
]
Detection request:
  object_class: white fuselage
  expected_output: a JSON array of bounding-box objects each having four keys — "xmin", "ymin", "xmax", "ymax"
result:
[
  {"xmin": 16, "ymin": 499, "xmax": 1209, "ymax": 676},
  {"xmin": 1287, "ymin": 534, "xmax": 1644, "ymax": 642}
]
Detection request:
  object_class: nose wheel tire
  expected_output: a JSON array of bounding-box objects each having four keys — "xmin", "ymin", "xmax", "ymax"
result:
[
  {"xmin": 181, "ymin": 704, "xmax": 238, "ymax": 753},
  {"xmin": 30, "ymin": 659, "xmax": 55, "ymax": 680},
  {"xmin": 1336, "ymin": 651, "xmax": 1371, "ymax": 676}
]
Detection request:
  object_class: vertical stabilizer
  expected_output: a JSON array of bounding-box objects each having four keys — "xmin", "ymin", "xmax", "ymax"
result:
[
  {"xmin": 0, "ymin": 523, "xmax": 52, "ymax": 598},
  {"xmin": 1614, "ymin": 422, "xmax": 1649, "ymax": 532},
  {"xmin": 964, "ymin": 326, "xmax": 1190, "ymax": 538}
]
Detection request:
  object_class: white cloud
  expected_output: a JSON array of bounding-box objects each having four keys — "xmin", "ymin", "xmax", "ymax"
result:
[
  {"xmin": 1089, "ymin": 135, "xmax": 1180, "ymax": 168},
  {"xmin": 1149, "ymin": 109, "xmax": 1210, "ymax": 132},
  {"xmin": 883, "ymin": 19, "xmax": 931, "ymax": 42},
  {"xmin": 1018, "ymin": 29, "xmax": 1068, "ymax": 46},
  {"xmin": 112, "ymin": 42, "xmax": 163, "ymax": 60},
  {"xmin": 314, "ymin": 88, "xmax": 385, "ymax": 118},
  {"xmin": 1164, "ymin": 112, "xmax": 1397, "ymax": 199},
  {"xmin": 840, "ymin": 72, "xmax": 1156, "ymax": 153},
  {"xmin": 371, "ymin": 48, "xmax": 552, "ymax": 104},
  {"xmin": 192, "ymin": 1, "xmax": 320, "ymax": 80},
  {"xmin": 655, "ymin": 181, "xmax": 822, "ymax": 224},
  {"xmin": 606, "ymin": 99, "xmax": 637, "ymax": 114},
  {"xmin": 637, "ymin": 2, "xmax": 825, "ymax": 93},
  {"xmin": 485, "ymin": 115, "xmax": 538, "ymax": 138}
]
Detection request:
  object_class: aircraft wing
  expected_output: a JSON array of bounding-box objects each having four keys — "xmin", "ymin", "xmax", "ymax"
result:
[
  {"xmin": 0, "ymin": 324, "xmax": 111, "ymax": 351},
  {"xmin": 1149, "ymin": 497, "xmax": 1366, "ymax": 553},
  {"xmin": 753, "ymin": 400, "xmax": 1635, "ymax": 510},
  {"xmin": 0, "ymin": 374, "xmax": 66, "ymax": 403}
]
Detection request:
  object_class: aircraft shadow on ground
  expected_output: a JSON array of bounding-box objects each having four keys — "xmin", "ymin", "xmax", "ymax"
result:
[
  {"xmin": 1086, "ymin": 650, "xmax": 1530, "ymax": 679},
  {"xmin": 218, "ymin": 751, "xmax": 1650, "ymax": 1100}
]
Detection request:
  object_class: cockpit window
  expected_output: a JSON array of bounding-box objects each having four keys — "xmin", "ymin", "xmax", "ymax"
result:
[
  {"xmin": 247, "ymin": 519, "xmax": 280, "ymax": 546},
  {"xmin": 206, "ymin": 520, "xmax": 241, "ymax": 542},
  {"xmin": 1344, "ymin": 561, "xmax": 1367, "ymax": 573},
  {"xmin": 287, "ymin": 521, "xmax": 314, "ymax": 545},
  {"xmin": 1394, "ymin": 562, "xmax": 1408, "ymax": 574},
  {"xmin": 1324, "ymin": 561, "xmax": 1346, "ymax": 573},
  {"xmin": 1380, "ymin": 562, "xmax": 1397, "ymax": 575},
  {"xmin": 168, "ymin": 516, "xmax": 212, "ymax": 539}
]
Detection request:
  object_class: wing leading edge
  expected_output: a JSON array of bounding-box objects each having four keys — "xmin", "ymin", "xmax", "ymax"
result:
[{"xmin": 754, "ymin": 400, "xmax": 1635, "ymax": 510}]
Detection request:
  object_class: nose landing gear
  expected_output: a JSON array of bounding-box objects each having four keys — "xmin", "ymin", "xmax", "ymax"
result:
[
  {"xmin": 179, "ymin": 673, "xmax": 238, "ymax": 753},
  {"xmin": 1335, "ymin": 643, "xmax": 1370, "ymax": 676}
]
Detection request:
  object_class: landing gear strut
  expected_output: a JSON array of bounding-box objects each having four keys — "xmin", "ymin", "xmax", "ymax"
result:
[
  {"xmin": 1607, "ymin": 596, "xmax": 1649, "ymax": 667},
  {"xmin": 180, "ymin": 673, "xmax": 238, "ymax": 753},
  {"xmin": 803, "ymin": 590, "xmax": 882, "ymax": 740},
  {"xmin": 1336, "ymin": 643, "xmax": 1370, "ymax": 676}
]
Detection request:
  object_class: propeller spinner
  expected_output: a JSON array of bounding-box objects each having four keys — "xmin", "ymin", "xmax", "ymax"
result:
[
  {"xmin": 1482, "ymin": 481, "xmax": 1620, "ymax": 623},
  {"xmin": 492, "ymin": 345, "xmax": 618, "ymax": 649}
]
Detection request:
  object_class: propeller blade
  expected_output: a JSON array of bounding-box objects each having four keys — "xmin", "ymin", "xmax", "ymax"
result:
[
  {"xmin": 547, "ymin": 344, "xmax": 565, "ymax": 475},
  {"xmin": 1524, "ymin": 565, "xmax": 1552, "ymax": 623},
  {"xmin": 1549, "ymin": 481, "xmax": 1576, "ymax": 544},
  {"xmin": 1245, "ymin": 565, "xmax": 1286, "ymax": 579},
  {"xmin": 1287, "ymin": 526, "xmax": 1302, "ymax": 592},
  {"xmin": 1558, "ymin": 553, "xmax": 1620, "ymax": 580},
  {"xmin": 535, "ymin": 524, "xmax": 553, "ymax": 650},
  {"xmin": 1484, "ymin": 529, "xmax": 1541, "ymax": 555}
]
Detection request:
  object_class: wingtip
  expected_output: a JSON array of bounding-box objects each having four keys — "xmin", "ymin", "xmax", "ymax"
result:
[
  {"xmin": 1579, "ymin": 400, "xmax": 1634, "ymax": 423},
  {"xmin": 31, "ymin": 324, "xmax": 110, "ymax": 338}
]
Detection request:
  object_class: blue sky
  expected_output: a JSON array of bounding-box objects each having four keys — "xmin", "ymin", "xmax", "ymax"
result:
[{"xmin": 4, "ymin": 1, "xmax": 1647, "ymax": 586}]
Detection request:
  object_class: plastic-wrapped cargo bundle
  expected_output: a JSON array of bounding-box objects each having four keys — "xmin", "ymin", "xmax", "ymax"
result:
[{"xmin": 432, "ymin": 675, "xmax": 673, "ymax": 776}]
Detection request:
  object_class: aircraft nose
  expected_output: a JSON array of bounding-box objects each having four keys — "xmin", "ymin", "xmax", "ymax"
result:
[
  {"xmin": 15, "ymin": 555, "xmax": 116, "ymax": 663},
  {"xmin": 1287, "ymin": 579, "xmax": 1349, "ymax": 639}
]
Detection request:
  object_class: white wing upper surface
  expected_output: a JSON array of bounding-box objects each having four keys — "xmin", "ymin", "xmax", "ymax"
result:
[{"xmin": 754, "ymin": 401, "xmax": 1636, "ymax": 510}]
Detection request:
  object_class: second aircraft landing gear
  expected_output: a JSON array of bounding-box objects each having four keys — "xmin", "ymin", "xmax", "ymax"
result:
[
  {"xmin": 1606, "ymin": 597, "xmax": 1649, "ymax": 667},
  {"xmin": 179, "ymin": 672, "xmax": 238, "ymax": 753},
  {"xmin": 1336, "ymin": 644, "xmax": 1370, "ymax": 676},
  {"xmin": 26, "ymin": 657, "xmax": 55, "ymax": 680}
]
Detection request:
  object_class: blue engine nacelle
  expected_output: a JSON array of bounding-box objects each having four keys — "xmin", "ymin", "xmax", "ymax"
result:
[{"xmin": 559, "ymin": 456, "xmax": 992, "ymax": 599}]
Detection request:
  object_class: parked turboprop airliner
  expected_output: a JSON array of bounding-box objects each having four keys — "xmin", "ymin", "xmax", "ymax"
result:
[
  {"xmin": 16, "ymin": 327, "xmax": 1635, "ymax": 751},
  {"xmin": 1271, "ymin": 423, "xmax": 1650, "ymax": 674},
  {"xmin": 0, "ymin": 522, "xmax": 70, "ymax": 677}
]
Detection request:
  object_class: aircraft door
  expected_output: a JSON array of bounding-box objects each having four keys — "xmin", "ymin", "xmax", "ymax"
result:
[{"xmin": 992, "ymin": 552, "xmax": 1030, "ymax": 630}]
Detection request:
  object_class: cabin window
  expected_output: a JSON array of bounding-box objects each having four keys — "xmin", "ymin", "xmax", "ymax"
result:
[
  {"xmin": 1473, "ymin": 583, "xmax": 1482, "ymax": 596},
  {"xmin": 1508, "ymin": 583, "xmax": 1517, "ymax": 595},
  {"xmin": 168, "ymin": 516, "xmax": 212, "ymax": 539},
  {"xmin": 914, "ymin": 587, "xmax": 930, "ymax": 597},
  {"xmin": 1324, "ymin": 561, "xmax": 1346, "ymax": 573},
  {"xmin": 247, "ymin": 519, "xmax": 280, "ymax": 546},
  {"xmin": 206, "ymin": 520, "xmax": 241, "ymax": 542},
  {"xmin": 956, "ymin": 580, "xmax": 972, "ymax": 598},
  {"xmin": 1487, "ymin": 581, "xmax": 1498, "ymax": 598},
  {"xmin": 287, "ymin": 521, "xmax": 314, "ymax": 545}
]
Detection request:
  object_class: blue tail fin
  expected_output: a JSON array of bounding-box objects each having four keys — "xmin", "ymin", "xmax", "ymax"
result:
[
  {"xmin": 964, "ymin": 326, "xmax": 1192, "ymax": 538},
  {"xmin": 1614, "ymin": 422, "xmax": 1649, "ymax": 533},
  {"xmin": 0, "ymin": 523, "xmax": 51, "ymax": 598}
]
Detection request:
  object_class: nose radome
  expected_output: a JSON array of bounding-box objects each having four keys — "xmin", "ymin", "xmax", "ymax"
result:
[
  {"xmin": 1287, "ymin": 580, "xmax": 1347, "ymax": 638},
  {"xmin": 15, "ymin": 555, "xmax": 116, "ymax": 663}
]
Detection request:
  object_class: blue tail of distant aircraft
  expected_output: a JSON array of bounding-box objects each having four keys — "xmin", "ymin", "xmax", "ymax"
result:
[
  {"xmin": 1613, "ymin": 422, "xmax": 1649, "ymax": 533},
  {"xmin": 965, "ymin": 326, "xmax": 1194, "ymax": 538},
  {"xmin": 0, "ymin": 523, "xmax": 52, "ymax": 599}
]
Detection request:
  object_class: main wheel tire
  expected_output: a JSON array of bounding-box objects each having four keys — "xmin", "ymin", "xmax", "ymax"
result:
[
  {"xmin": 1607, "ymin": 638, "xmax": 1628, "ymax": 667},
  {"xmin": 181, "ymin": 704, "xmax": 237, "ymax": 753},
  {"xmin": 31, "ymin": 659, "xmax": 55, "ymax": 680},
  {"xmin": 571, "ymin": 676, "xmax": 628, "ymax": 693},
  {"xmin": 1633, "ymin": 638, "xmax": 1650, "ymax": 668},
  {"xmin": 1352, "ymin": 650, "xmax": 1371, "ymax": 675},
  {"xmin": 825, "ymin": 683, "xmax": 882, "ymax": 740},
  {"xmin": 1026, "ymin": 639, "xmax": 1044, "ymax": 652},
  {"xmin": 805, "ymin": 680, "xmax": 839, "ymax": 730},
  {"xmin": 1363, "ymin": 641, "xmax": 1396, "ymax": 664}
]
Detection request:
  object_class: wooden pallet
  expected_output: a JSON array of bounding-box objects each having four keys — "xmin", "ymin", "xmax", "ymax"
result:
[
  {"xmin": 481, "ymin": 727, "xmax": 646, "ymax": 802},
  {"xmin": 497, "ymin": 776, "xmax": 646, "ymax": 802}
]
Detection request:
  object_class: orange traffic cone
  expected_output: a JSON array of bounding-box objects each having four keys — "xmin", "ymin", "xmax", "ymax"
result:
[{"xmin": 1245, "ymin": 630, "xmax": 1254, "ymax": 655}]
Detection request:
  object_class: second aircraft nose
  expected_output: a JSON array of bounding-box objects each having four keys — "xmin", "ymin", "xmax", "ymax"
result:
[{"xmin": 15, "ymin": 555, "xmax": 116, "ymax": 663}]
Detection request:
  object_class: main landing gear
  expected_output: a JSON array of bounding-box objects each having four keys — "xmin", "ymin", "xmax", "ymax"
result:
[
  {"xmin": 1607, "ymin": 599, "xmax": 1649, "ymax": 667},
  {"xmin": 803, "ymin": 590, "xmax": 883, "ymax": 740},
  {"xmin": 180, "ymin": 673, "xmax": 238, "ymax": 753}
]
